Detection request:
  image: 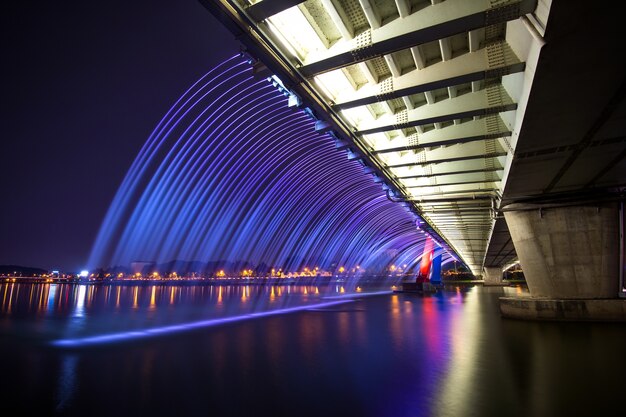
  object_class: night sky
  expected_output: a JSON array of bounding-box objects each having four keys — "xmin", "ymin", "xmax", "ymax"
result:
[{"xmin": 1, "ymin": 0, "xmax": 239, "ymax": 271}]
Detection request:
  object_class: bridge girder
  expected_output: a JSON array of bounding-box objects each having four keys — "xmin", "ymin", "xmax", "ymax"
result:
[{"xmin": 200, "ymin": 0, "xmax": 544, "ymax": 274}]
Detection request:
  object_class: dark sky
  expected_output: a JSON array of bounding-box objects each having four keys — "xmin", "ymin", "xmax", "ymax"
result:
[{"xmin": 1, "ymin": 0, "xmax": 239, "ymax": 271}]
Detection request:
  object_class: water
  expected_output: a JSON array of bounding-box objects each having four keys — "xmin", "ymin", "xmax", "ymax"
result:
[
  {"xmin": 87, "ymin": 55, "xmax": 449, "ymax": 282},
  {"xmin": 1, "ymin": 282, "xmax": 624, "ymax": 416}
]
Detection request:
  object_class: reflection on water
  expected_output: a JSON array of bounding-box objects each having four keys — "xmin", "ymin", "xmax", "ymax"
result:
[
  {"xmin": 0, "ymin": 283, "xmax": 625, "ymax": 417},
  {"xmin": 0, "ymin": 283, "xmax": 380, "ymax": 343},
  {"xmin": 0, "ymin": 283, "xmax": 360, "ymax": 317},
  {"xmin": 55, "ymin": 354, "xmax": 78, "ymax": 413}
]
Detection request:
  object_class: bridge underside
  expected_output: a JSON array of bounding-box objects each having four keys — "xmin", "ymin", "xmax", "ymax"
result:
[
  {"xmin": 200, "ymin": 0, "xmax": 626, "ymax": 305},
  {"xmin": 484, "ymin": 0, "xmax": 626, "ymax": 269}
]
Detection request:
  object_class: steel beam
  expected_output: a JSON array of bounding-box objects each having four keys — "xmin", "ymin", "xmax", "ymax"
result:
[
  {"xmin": 334, "ymin": 53, "xmax": 523, "ymax": 110},
  {"xmin": 413, "ymin": 196, "xmax": 495, "ymax": 203},
  {"xmin": 357, "ymin": 85, "xmax": 516, "ymax": 135},
  {"xmin": 299, "ymin": 0, "xmax": 537, "ymax": 77},
  {"xmin": 385, "ymin": 139, "xmax": 506, "ymax": 167},
  {"xmin": 433, "ymin": 223, "xmax": 492, "ymax": 226},
  {"xmin": 422, "ymin": 207, "xmax": 494, "ymax": 213},
  {"xmin": 419, "ymin": 217, "xmax": 492, "ymax": 223},
  {"xmin": 401, "ymin": 171, "xmax": 501, "ymax": 186},
  {"xmin": 392, "ymin": 157, "xmax": 502, "ymax": 176},
  {"xmin": 427, "ymin": 212, "xmax": 493, "ymax": 217},
  {"xmin": 411, "ymin": 187, "xmax": 500, "ymax": 197},
  {"xmin": 398, "ymin": 167, "xmax": 503, "ymax": 179},
  {"xmin": 421, "ymin": 208, "xmax": 493, "ymax": 213},
  {"xmin": 407, "ymin": 179, "xmax": 499, "ymax": 188},
  {"xmin": 373, "ymin": 117, "xmax": 510, "ymax": 153}
]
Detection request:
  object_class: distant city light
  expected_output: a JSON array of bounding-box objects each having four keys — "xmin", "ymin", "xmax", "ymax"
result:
[{"xmin": 79, "ymin": 270, "xmax": 89, "ymax": 278}]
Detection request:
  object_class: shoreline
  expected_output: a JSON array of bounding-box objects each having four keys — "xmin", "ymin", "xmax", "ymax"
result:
[{"xmin": 1, "ymin": 276, "xmax": 527, "ymax": 287}]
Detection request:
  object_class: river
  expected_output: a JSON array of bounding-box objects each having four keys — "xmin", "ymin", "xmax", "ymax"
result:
[{"xmin": 0, "ymin": 282, "xmax": 624, "ymax": 416}]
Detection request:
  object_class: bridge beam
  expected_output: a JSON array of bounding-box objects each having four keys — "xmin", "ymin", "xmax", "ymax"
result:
[
  {"xmin": 383, "ymin": 139, "xmax": 506, "ymax": 165},
  {"xmin": 299, "ymin": 0, "xmax": 537, "ymax": 77},
  {"xmin": 403, "ymin": 169, "xmax": 501, "ymax": 185},
  {"xmin": 398, "ymin": 167, "xmax": 503, "ymax": 179},
  {"xmin": 333, "ymin": 42, "xmax": 523, "ymax": 110},
  {"xmin": 356, "ymin": 85, "xmax": 516, "ymax": 135},
  {"xmin": 387, "ymin": 150, "xmax": 507, "ymax": 169},
  {"xmin": 409, "ymin": 187, "xmax": 499, "ymax": 198},
  {"xmin": 372, "ymin": 119, "xmax": 511, "ymax": 153},
  {"xmin": 392, "ymin": 158, "xmax": 503, "ymax": 178},
  {"xmin": 407, "ymin": 179, "xmax": 499, "ymax": 189}
]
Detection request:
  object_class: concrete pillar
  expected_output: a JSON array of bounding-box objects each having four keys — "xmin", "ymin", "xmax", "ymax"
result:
[
  {"xmin": 483, "ymin": 266, "xmax": 503, "ymax": 286},
  {"xmin": 504, "ymin": 202, "xmax": 619, "ymax": 298},
  {"xmin": 500, "ymin": 202, "xmax": 625, "ymax": 321}
]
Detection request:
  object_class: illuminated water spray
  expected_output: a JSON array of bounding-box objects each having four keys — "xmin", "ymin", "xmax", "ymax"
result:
[{"xmin": 88, "ymin": 55, "xmax": 450, "ymax": 282}]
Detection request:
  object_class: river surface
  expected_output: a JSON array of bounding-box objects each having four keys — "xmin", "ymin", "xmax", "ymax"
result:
[{"xmin": 0, "ymin": 282, "xmax": 624, "ymax": 417}]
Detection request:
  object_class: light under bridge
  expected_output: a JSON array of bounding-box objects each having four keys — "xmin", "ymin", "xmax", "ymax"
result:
[{"xmin": 199, "ymin": 0, "xmax": 626, "ymax": 320}]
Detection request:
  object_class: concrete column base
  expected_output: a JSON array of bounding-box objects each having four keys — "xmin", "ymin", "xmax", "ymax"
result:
[
  {"xmin": 500, "ymin": 202, "xmax": 622, "ymax": 321},
  {"xmin": 500, "ymin": 297, "xmax": 626, "ymax": 321},
  {"xmin": 504, "ymin": 202, "xmax": 620, "ymax": 298},
  {"xmin": 483, "ymin": 266, "xmax": 507, "ymax": 286}
]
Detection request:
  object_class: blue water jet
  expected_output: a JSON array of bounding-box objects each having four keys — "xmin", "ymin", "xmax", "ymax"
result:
[{"xmin": 88, "ymin": 55, "xmax": 451, "ymax": 284}]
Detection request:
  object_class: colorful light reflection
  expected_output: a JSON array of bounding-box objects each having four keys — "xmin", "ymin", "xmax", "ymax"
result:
[
  {"xmin": 51, "ymin": 299, "xmax": 354, "ymax": 348},
  {"xmin": 87, "ymin": 55, "xmax": 451, "ymax": 282}
]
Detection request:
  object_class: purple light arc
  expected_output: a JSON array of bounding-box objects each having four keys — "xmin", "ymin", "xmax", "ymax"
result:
[{"xmin": 87, "ymin": 55, "xmax": 452, "ymax": 279}]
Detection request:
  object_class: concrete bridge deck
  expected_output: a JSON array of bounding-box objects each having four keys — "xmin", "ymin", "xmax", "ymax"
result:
[{"xmin": 199, "ymin": 0, "xmax": 625, "ymax": 319}]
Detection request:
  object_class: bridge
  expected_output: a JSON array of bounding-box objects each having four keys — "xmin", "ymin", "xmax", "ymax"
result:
[{"xmin": 200, "ymin": 0, "xmax": 626, "ymax": 320}]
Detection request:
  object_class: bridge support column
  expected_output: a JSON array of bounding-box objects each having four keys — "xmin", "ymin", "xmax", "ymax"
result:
[
  {"xmin": 483, "ymin": 266, "xmax": 504, "ymax": 286},
  {"xmin": 500, "ymin": 202, "xmax": 626, "ymax": 321}
]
